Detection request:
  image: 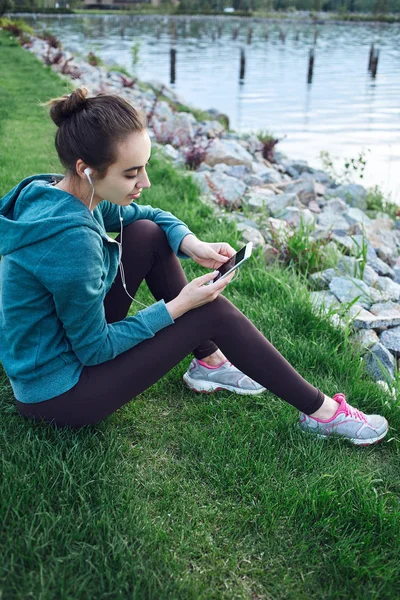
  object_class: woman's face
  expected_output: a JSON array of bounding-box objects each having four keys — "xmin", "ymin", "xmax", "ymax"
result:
[{"xmin": 92, "ymin": 129, "xmax": 152, "ymax": 207}]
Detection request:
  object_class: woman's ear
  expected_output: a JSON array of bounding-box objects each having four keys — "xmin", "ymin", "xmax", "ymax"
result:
[{"xmin": 75, "ymin": 159, "xmax": 92, "ymax": 181}]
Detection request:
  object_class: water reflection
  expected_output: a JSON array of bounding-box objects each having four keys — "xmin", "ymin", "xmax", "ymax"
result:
[{"xmin": 20, "ymin": 13, "xmax": 400, "ymax": 203}]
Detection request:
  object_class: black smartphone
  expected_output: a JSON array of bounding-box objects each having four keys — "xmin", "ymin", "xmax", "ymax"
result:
[{"xmin": 212, "ymin": 242, "xmax": 253, "ymax": 283}]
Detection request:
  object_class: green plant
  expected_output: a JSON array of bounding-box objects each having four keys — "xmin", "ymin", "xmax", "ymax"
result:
[
  {"xmin": 131, "ymin": 40, "xmax": 141, "ymax": 71},
  {"xmin": 267, "ymin": 214, "xmax": 339, "ymax": 278},
  {"xmin": 0, "ymin": 17, "xmax": 34, "ymax": 36},
  {"xmin": 108, "ymin": 64, "xmax": 131, "ymax": 77},
  {"xmin": 350, "ymin": 227, "xmax": 369, "ymax": 280},
  {"xmin": 256, "ymin": 129, "xmax": 281, "ymax": 162},
  {"xmin": 319, "ymin": 149, "xmax": 371, "ymax": 184},
  {"xmin": 364, "ymin": 185, "xmax": 399, "ymax": 220},
  {"xmin": 87, "ymin": 51, "xmax": 103, "ymax": 67}
]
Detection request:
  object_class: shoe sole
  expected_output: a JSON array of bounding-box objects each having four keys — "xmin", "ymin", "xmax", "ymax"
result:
[
  {"xmin": 182, "ymin": 373, "xmax": 265, "ymax": 396},
  {"xmin": 298, "ymin": 422, "xmax": 389, "ymax": 446}
]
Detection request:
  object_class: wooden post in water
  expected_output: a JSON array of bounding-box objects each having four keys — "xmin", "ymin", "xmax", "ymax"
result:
[
  {"xmin": 218, "ymin": 24, "xmax": 222, "ymax": 38},
  {"xmin": 247, "ymin": 26, "xmax": 252, "ymax": 45},
  {"xmin": 279, "ymin": 28, "xmax": 286, "ymax": 43},
  {"xmin": 313, "ymin": 29, "xmax": 318, "ymax": 44},
  {"xmin": 307, "ymin": 48, "xmax": 314, "ymax": 84},
  {"xmin": 233, "ymin": 26, "xmax": 239, "ymax": 40},
  {"xmin": 239, "ymin": 48, "xmax": 245, "ymax": 81},
  {"xmin": 264, "ymin": 28, "xmax": 269, "ymax": 40},
  {"xmin": 371, "ymin": 49, "xmax": 379, "ymax": 77},
  {"xmin": 170, "ymin": 48, "xmax": 176, "ymax": 84},
  {"xmin": 295, "ymin": 30, "xmax": 299, "ymax": 41},
  {"xmin": 368, "ymin": 43, "xmax": 375, "ymax": 71}
]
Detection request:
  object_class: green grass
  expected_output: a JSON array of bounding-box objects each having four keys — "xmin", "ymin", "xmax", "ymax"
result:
[{"xmin": 1, "ymin": 30, "xmax": 400, "ymax": 599}]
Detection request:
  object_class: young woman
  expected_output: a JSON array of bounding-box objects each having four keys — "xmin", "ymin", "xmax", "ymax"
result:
[{"xmin": 0, "ymin": 87, "xmax": 389, "ymax": 445}]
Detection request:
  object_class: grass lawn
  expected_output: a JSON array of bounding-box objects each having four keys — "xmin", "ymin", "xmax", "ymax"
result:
[{"xmin": 1, "ymin": 30, "xmax": 400, "ymax": 600}]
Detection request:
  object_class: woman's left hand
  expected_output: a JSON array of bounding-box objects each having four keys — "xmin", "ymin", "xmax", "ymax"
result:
[{"xmin": 181, "ymin": 236, "xmax": 237, "ymax": 270}]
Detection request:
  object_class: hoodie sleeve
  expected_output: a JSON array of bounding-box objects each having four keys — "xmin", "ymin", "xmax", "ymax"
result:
[
  {"xmin": 34, "ymin": 228, "xmax": 175, "ymax": 367},
  {"xmin": 100, "ymin": 200, "xmax": 195, "ymax": 259}
]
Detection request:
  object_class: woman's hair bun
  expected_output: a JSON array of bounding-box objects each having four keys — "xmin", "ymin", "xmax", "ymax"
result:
[{"xmin": 44, "ymin": 87, "xmax": 89, "ymax": 127}]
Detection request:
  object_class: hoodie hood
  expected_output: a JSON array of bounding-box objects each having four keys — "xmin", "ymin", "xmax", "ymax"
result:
[{"xmin": 0, "ymin": 174, "xmax": 105, "ymax": 256}]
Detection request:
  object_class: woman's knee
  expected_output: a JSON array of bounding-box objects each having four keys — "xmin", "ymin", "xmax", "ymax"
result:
[
  {"xmin": 123, "ymin": 220, "xmax": 169, "ymax": 255},
  {"xmin": 199, "ymin": 295, "xmax": 240, "ymax": 326}
]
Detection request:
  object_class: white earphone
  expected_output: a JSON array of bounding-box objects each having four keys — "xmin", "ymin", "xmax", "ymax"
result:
[{"xmin": 83, "ymin": 166, "xmax": 149, "ymax": 309}]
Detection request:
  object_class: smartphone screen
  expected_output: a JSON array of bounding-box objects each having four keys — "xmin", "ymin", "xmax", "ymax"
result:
[{"xmin": 213, "ymin": 246, "xmax": 247, "ymax": 282}]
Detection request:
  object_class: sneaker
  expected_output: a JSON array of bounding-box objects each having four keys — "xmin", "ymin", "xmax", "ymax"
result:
[
  {"xmin": 182, "ymin": 358, "xmax": 266, "ymax": 396},
  {"xmin": 299, "ymin": 392, "xmax": 389, "ymax": 446}
]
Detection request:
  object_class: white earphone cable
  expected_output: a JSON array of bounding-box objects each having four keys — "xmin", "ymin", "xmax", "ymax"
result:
[
  {"xmin": 117, "ymin": 207, "xmax": 149, "ymax": 308},
  {"xmin": 87, "ymin": 171, "xmax": 149, "ymax": 309}
]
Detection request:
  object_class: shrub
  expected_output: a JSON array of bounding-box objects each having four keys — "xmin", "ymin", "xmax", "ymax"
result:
[
  {"xmin": 0, "ymin": 17, "xmax": 34, "ymax": 36},
  {"xmin": 257, "ymin": 129, "xmax": 281, "ymax": 162},
  {"xmin": 183, "ymin": 136, "xmax": 214, "ymax": 171}
]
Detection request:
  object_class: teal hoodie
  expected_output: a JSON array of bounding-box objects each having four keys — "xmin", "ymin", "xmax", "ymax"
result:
[{"xmin": 0, "ymin": 174, "xmax": 195, "ymax": 404}]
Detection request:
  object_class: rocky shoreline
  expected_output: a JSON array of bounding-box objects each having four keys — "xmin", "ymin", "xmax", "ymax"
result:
[{"xmin": 21, "ymin": 32, "xmax": 400, "ymax": 398}]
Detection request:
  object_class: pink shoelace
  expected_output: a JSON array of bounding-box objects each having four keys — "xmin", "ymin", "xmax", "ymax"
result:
[{"xmin": 334, "ymin": 393, "xmax": 367, "ymax": 421}]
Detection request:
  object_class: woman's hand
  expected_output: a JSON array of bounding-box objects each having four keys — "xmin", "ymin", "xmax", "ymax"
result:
[
  {"xmin": 180, "ymin": 235, "xmax": 236, "ymax": 270},
  {"xmin": 166, "ymin": 269, "xmax": 236, "ymax": 319}
]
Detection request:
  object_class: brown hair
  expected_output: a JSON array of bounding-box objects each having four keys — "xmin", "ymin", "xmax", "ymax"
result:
[{"xmin": 42, "ymin": 87, "xmax": 147, "ymax": 178}]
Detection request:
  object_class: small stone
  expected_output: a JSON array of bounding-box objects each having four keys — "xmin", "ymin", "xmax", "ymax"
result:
[
  {"xmin": 362, "ymin": 342, "xmax": 395, "ymax": 382},
  {"xmin": 379, "ymin": 327, "xmax": 400, "ymax": 358},
  {"xmin": 350, "ymin": 328, "xmax": 379, "ymax": 353},
  {"xmin": 329, "ymin": 276, "xmax": 373, "ymax": 309}
]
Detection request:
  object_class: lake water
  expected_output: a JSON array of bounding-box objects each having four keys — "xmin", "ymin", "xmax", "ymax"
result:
[{"xmin": 22, "ymin": 14, "xmax": 400, "ymax": 204}]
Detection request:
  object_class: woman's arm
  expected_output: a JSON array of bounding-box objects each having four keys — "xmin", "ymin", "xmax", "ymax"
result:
[{"xmin": 100, "ymin": 200, "xmax": 195, "ymax": 259}]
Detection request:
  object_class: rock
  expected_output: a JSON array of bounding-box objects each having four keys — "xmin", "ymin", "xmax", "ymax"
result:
[
  {"xmin": 326, "ymin": 183, "xmax": 368, "ymax": 210},
  {"xmin": 197, "ymin": 162, "xmax": 213, "ymax": 172},
  {"xmin": 363, "ymin": 219, "xmax": 398, "ymax": 266},
  {"xmin": 350, "ymin": 328, "xmax": 380, "ymax": 352},
  {"xmin": 263, "ymin": 244, "xmax": 280, "ymax": 265},
  {"xmin": 244, "ymin": 187, "xmax": 276, "ymax": 212},
  {"xmin": 309, "ymin": 291, "xmax": 345, "ymax": 329},
  {"xmin": 329, "ymin": 276, "xmax": 373, "ymax": 309},
  {"xmin": 326, "ymin": 231, "xmax": 360, "ymax": 255},
  {"xmin": 191, "ymin": 171, "xmax": 247, "ymax": 208},
  {"xmin": 347, "ymin": 303, "xmax": 398, "ymax": 329},
  {"xmin": 364, "ymin": 244, "xmax": 396, "ymax": 279},
  {"xmin": 362, "ymin": 342, "xmax": 395, "ymax": 381},
  {"xmin": 300, "ymin": 170, "xmax": 333, "ymax": 185},
  {"xmin": 264, "ymin": 193, "xmax": 300, "ymax": 217},
  {"xmin": 261, "ymin": 218, "xmax": 293, "ymax": 245},
  {"xmin": 277, "ymin": 207, "xmax": 315, "ymax": 228},
  {"xmin": 379, "ymin": 327, "xmax": 400, "ymax": 358},
  {"xmin": 197, "ymin": 120, "xmax": 226, "ymax": 138},
  {"xmin": 256, "ymin": 168, "xmax": 284, "ymax": 185},
  {"xmin": 325, "ymin": 197, "xmax": 349, "ymax": 213},
  {"xmin": 369, "ymin": 301, "xmax": 400, "ymax": 327},
  {"xmin": 308, "ymin": 200, "xmax": 321, "ymax": 213},
  {"xmin": 282, "ymin": 179, "xmax": 323, "ymax": 206},
  {"xmin": 236, "ymin": 223, "xmax": 266, "ymax": 248},
  {"xmin": 362, "ymin": 265, "xmax": 379, "ymax": 287},
  {"xmin": 243, "ymin": 175, "xmax": 265, "ymax": 187},
  {"xmin": 204, "ymin": 138, "xmax": 254, "ymax": 170},
  {"xmin": 154, "ymin": 100, "xmax": 174, "ymax": 121},
  {"xmin": 343, "ymin": 207, "xmax": 373, "ymax": 227},
  {"xmin": 375, "ymin": 276, "xmax": 400, "ymax": 302},
  {"xmin": 336, "ymin": 255, "xmax": 361, "ymax": 278},
  {"xmin": 160, "ymin": 144, "xmax": 180, "ymax": 161},
  {"xmin": 317, "ymin": 211, "xmax": 352, "ymax": 232},
  {"xmin": 310, "ymin": 290, "xmax": 340, "ymax": 312},
  {"xmin": 152, "ymin": 113, "xmax": 196, "ymax": 146},
  {"xmin": 308, "ymin": 269, "xmax": 337, "ymax": 290},
  {"xmin": 225, "ymin": 165, "xmax": 251, "ymax": 179}
]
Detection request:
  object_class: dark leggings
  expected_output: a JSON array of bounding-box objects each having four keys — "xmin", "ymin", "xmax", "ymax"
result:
[{"xmin": 16, "ymin": 220, "xmax": 325, "ymax": 429}]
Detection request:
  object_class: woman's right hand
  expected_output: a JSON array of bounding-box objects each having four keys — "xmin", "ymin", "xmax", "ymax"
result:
[{"xmin": 166, "ymin": 270, "xmax": 236, "ymax": 319}]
